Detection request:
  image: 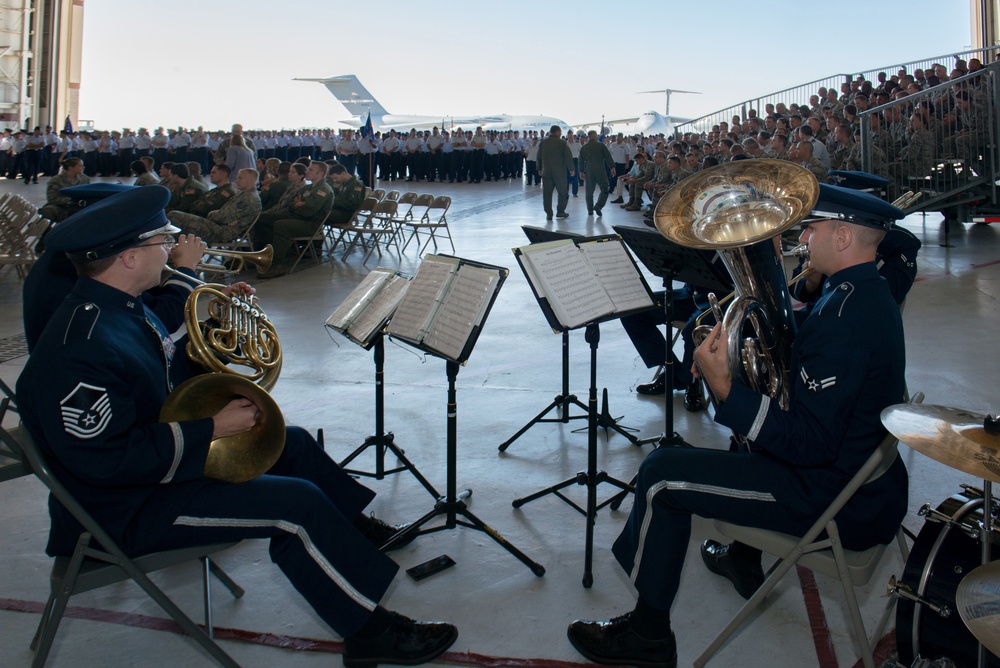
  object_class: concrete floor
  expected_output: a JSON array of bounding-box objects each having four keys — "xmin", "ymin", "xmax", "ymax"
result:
[{"xmin": 0, "ymin": 175, "xmax": 997, "ymax": 667}]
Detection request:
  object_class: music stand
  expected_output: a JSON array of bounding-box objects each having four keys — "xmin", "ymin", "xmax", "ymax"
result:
[
  {"xmin": 326, "ymin": 271, "xmax": 441, "ymax": 501},
  {"xmin": 499, "ymin": 226, "xmax": 641, "ymax": 452},
  {"xmin": 336, "ymin": 334, "xmax": 441, "ymax": 501},
  {"xmin": 381, "ymin": 255, "xmax": 545, "ymax": 577},
  {"xmin": 511, "ymin": 235, "xmax": 658, "ymax": 587},
  {"xmin": 613, "ymin": 225, "xmax": 731, "ymax": 448}
]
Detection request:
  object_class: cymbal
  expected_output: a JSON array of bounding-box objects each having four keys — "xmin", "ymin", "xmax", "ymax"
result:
[
  {"xmin": 957, "ymin": 561, "xmax": 1000, "ymax": 658},
  {"xmin": 881, "ymin": 403, "xmax": 1000, "ymax": 483}
]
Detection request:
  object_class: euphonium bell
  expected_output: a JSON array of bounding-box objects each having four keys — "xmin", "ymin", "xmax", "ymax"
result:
[{"xmin": 654, "ymin": 159, "xmax": 819, "ymax": 416}]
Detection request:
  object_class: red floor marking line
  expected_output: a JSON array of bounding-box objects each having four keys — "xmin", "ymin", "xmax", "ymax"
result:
[
  {"xmin": 796, "ymin": 565, "xmax": 839, "ymax": 668},
  {"xmin": 971, "ymin": 258, "xmax": 1000, "ymax": 269},
  {"xmin": 850, "ymin": 629, "xmax": 896, "ymax": 668},
  {"xmin": 0, "ymin": 597, "xmax": 594, "ymax": 667}
]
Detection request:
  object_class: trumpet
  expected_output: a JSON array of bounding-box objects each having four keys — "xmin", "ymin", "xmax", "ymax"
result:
[{"xmin": 196, "ymin": 245, "xmax": 274, "ymax": 276}]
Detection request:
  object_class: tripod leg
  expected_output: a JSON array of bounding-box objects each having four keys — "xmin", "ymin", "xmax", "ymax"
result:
[{"xmin": 456, "ymin": 504, "xmax": 546, "ymax": 577}]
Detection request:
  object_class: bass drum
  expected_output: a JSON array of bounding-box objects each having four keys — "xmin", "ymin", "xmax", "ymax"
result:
[{"xmin": 896, "ymin": 489, "xmax": 1000, "ymax": 667}]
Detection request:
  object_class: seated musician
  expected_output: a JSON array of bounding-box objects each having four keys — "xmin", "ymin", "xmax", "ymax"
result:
[
  {"xmin": 16, "ymin": 186, "xmax": 458, "ymax": 667},
  {"xmin": 567, "ymin": 184, "xmax": 909, "ymax": 668},
  {"xmin": 168, "ymin": 168, "xmax": 262, "ymax": 244}
]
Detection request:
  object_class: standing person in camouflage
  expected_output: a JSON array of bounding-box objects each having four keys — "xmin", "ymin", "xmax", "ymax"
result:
[
  {"xmin": 579, "ymin": 131, "xmax": 616, "ymax": 216},
  {"xmin": 537, "ymin": 125, "xmax": 574, "ymax": 219},
  {"xmin": 254, "ymin": 161, "xmax": 334, "ymax": 279},
  {"xmin": 168, "ymin": 168, "xmax": 262, "ymax": 244},
  {"xmin": 39, "ymin": 158, "xmax": 90, "ymax": 222}
]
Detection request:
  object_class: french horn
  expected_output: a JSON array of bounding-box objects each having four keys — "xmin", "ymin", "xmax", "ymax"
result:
[
  {"xmin": 654, "ymin": 159, "xmax": 819, "ymax": 424},
  {"xmin": 159, "ymin": 251, "xmax": 285, "ymax": 483}
]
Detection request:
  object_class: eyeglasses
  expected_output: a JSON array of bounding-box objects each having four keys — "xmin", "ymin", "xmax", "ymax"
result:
[{"xmin": 134, "ymin": 236, "xmax": 176, "ymax": 250}]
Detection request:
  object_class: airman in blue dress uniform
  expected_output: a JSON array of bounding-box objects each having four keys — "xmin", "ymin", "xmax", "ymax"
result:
[
  {"xmin": 567, "ymin": 184, "xmax": 909, "ymax": 668},
  {"xmin": 16, "ymin": 186, "xmax": 457, "ymax": 666}
]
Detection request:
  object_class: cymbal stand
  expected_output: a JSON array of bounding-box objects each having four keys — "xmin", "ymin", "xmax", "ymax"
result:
[
  {"xmin": 979, "ymin": 478, "xmax": 993, "ymax": 668},
  {"xmin": 382, "ymin": 361, "xmax": 546, "ymax": 577},
  {"xmin": 512, "ymin": 323, "xmax": 632, "ymax": 588},
  {"xmin": 338, "ymin": 335, "xmax": 440, "ymax": 500}
]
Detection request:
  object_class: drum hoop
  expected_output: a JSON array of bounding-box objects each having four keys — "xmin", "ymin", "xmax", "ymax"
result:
[{"xmin": 911, "ymin": 495, "xmax": 983, "ymax": 662}]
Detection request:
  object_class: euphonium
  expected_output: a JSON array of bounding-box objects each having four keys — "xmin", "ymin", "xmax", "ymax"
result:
[
  {"xmin": 159, "ymin": 260, "xmax": 285, "ymax": 482},
  {"xmin": 654, "ymin": 159, "xmax": 820, "ymax": 417}
]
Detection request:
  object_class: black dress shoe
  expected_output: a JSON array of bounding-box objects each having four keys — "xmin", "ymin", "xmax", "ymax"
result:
[
  {"xmin": 684, "ymin": 380, "xmax": 705, "ymax": 412},
  {"xmin": 636, "ymin": 371, "xmax": 666, "ymax": 396},
  {"xmin": 567, "ymin": 613, "xmax": 676, "ymax": 668},
  {"xmin": 344, "ymin": 612, "xmax": 457, "ymax": 667},
  {"xmin": 357, "ymin": 514, "xmax": 416, "ymax": 551},
  {"xmin": 595, "ymin": 208, "xmax": 602, "ymax": 216},
  {"xmin": 701, "ymin": 540, "xmax": 765, "ymax": 600},
  {"xmin": 610, "ymin": 197, "xmax": 624, "ymax": 204}
]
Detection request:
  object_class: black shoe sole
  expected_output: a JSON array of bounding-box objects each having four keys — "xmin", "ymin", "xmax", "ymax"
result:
[
  {"xmin": 566, "ymin": 627, "xmax": 676, "ymax": 668},
  {"xmin": 344, "ymin": 626, "xmax": 458, "ymax": 667}
]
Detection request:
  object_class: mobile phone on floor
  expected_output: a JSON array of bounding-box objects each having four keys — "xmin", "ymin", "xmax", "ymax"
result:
[{"xmin": 406, "ymin": 555, "xmax": 456, "ymax": 581}]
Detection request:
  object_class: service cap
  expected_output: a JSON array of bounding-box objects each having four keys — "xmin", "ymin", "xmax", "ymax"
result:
[
  {"xmin": 809, "ymin": 183, "xmax": 904, "ymax": 231},
  {"xmin": 45, "ymin": 185, "xmax": 179, "ymax": 260}
]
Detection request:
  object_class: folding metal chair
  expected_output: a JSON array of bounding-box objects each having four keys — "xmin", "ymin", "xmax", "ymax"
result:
[
  {"xmin": 288, "ymin": 209, "xmax": 334, "ymax": 274},
  {"xmin": 695, "ymin": 392, "xmax": 924, "ymax": 668},
  {"xmin": 398, "ymin": 195, "xmax": 453, "ymax": 254},
  {"xmin": 0, "ymin": 423, "xmax": 244, "ymax": 667}
]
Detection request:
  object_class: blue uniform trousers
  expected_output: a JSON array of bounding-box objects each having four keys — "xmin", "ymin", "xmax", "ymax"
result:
[
  {"xmin": 136, "ymin": 427, "xmax": 399, "ymax": 637},
  {"xmin": 612, "ymin": 446, "xmax": 809, "ymax": 611}
]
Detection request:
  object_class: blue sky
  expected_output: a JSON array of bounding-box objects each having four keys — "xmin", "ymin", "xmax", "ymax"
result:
[{"xmin": 80, "ymin": 0, "xmax": 973, "ymax": 130}]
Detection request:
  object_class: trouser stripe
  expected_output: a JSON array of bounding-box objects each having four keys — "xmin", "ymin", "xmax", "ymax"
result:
[
  {"xmin": 173, "ymin": 515, "xmax": 376, "ymax": 611},
  {"xmin": 629, "ymin": 480, "xmax": 776, "ymax": 585}
]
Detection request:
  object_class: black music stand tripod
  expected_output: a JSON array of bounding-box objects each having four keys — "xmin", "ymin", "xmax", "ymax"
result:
[
  {"xmin": 381, "ymin": 360, "xmax": 546, "ymax": 576},
  {"xmin": 613, "ymin": 226, "xmax": 732, "ymax": 448},
  {"xmin": 338, "ymin": 335, "xmax": 441, "ymax": 501},
  {"xmin": 512, "ymin": 322, "xmax": 632, "ymax": 588}
]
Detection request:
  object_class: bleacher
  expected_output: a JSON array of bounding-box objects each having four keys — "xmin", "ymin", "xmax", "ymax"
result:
[{"xmin": 674, "ymin": 46, "xmax": 1000, "ymax": 221}]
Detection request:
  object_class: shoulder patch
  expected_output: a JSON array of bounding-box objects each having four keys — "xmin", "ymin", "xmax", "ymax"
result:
[
  {"xmin": 60, "ymin": 382, "xmax": 113, "ymax": 438},
  {"xmin": 221, "ymin": 190, "xmax": 232, "ymax": 198}
]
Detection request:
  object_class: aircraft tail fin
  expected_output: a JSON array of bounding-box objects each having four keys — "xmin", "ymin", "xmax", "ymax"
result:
[{"xmin": 294, "ymin": 75, "xmax": 389, "ymax": 117}]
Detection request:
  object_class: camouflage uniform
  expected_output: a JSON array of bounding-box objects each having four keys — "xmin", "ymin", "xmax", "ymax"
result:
[
  {"xmin": 899, "ymin": 128, "xmax": 934, "ymax": 179},
  {"xmin": 800, "ymin": 157, "xmax": 830, "ymax": 184},
  {"xmin": 166, "ymin": 176, "xmax": 208, "ymax": 213},
  {"xmin": 168, "ymin": 189, "xmax": 263, "ymax": 244},
  {"xmin": 187, "ymin": 183, "xmax": 236, "ymax": 217},
  {"xmin": 39, "ymin": 171, "xmax": 90, "ymax": 221},
  {"xmin": 133, "ymin": 172, "xmax": 160, "ymax": 186},
  {"xmin": 329, "ymin": 175, "xmax": 366, "ymax": 225},
  {"xmin": 253, "ymin": 179, "xmax": 334, "ymax": 266}
]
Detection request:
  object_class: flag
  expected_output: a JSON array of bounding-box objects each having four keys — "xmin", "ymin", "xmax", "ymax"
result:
[
  {"xmin": 63, "ymin": 115, "xmax": 73, "ymax": 133},
  {"xmin": 361, "ymin": 111, "xmax": 373, "ymax": 139}
]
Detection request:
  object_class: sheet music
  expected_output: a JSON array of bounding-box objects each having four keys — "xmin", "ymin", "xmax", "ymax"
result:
[
  {"xmin": 325, "ymin": 269, "xmax": 394, "ymax": 331},
  {"xmin": 386, "ymin": 255, "xmax": 458, "ymax": 342},
  {"xmin": 349, "ymin": 274, "xmax": 410, "ymax": 344},
  {"xmin": 423, "ymin": 265, "xmax": 499, "ymax": 361},
  {"xmin": 579, "ymin": 240, "xmax": 654, "ymax": 313},
  {"xmin": 519, "ymin": 241, "xmax": 614, "ymax": 329}
]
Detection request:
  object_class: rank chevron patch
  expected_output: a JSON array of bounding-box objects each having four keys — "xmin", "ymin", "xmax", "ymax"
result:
[
  {"xmin": 800, "ymin": 367, "xmax": 836, "ymax": 394},
  {"xmin": 60, "ymin": 382, "xmax": 113, "ymax": 439}
]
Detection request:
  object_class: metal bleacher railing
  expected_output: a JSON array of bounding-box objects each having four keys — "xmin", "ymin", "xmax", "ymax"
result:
[{"xmin": 673, "ymin": 46, "xmax": 1000, "ymax": 136}]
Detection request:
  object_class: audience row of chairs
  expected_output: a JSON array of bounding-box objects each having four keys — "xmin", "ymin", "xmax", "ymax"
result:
[
  {"xmin": 291, "ymin": 188, "xmax": 454, "ymax": 272},
  {"xmin": 0, "ymin": 194, "xmax": 49, "ymax": 279}
]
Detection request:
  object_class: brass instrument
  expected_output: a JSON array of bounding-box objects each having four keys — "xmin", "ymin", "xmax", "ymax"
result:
[
  {"xmin": 654, "ymin": 159, "xmax": 820, "ymax": 417},
  {"xmin": 159, "ymin": 262, "xmax": 285, "ymax": 483},
  {"xmin": 196, "ymin": 244, "xmax": 273, "ymax": 276}
]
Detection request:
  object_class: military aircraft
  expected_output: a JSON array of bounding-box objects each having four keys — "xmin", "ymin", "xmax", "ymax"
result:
[{"xmin": 296, "ymin": 74, "xmax": 571, "ymax": 133}]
